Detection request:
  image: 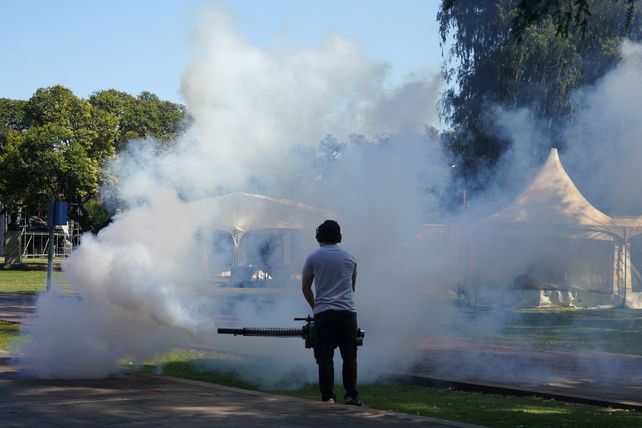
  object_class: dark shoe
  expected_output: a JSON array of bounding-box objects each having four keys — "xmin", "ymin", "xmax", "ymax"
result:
[{"xmin": 344, "ymin": 397, "xmax": 363, "ymax": 406}]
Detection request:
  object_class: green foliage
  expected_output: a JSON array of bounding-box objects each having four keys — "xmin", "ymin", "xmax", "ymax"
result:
[
  {"xmin": 438, "ymin": 0, "xmax": 642, "ymax": 192},
  {"xmin": 513, "ymin": 0, "xmax": 639, "ymax": 39},
  {"xmin": 84, "ymin": 198, "xmax": 111, "ymax": 229},
  {"xmin": 0, "ymin": 98, "xmax": 27, "ymax": 150},
  {"xmin": 89, "ymin": 89, "xmax": 188, "ymax": 151},
  {"xmin": 0, "ymin": 86, "xmax": 115, "ymax": 221},
  {"xmin": 0, "ymin": 85, "xmax": 188, "ymax": 232}
]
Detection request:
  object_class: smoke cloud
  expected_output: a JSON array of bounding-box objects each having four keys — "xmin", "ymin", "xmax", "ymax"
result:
[
  {"xmin": 19, "ymin": 2, "xmax": 641, "ymax": 394},
  {"xmin": 18, "ymin": 3, "xmax": 446, "ymax": 383},
  {"xmin": 442, "ymin": 39, "xmax": 642, "ymax": 386},
  {"xmin": 491, "ymin": 40, "xmax": 642, "ymax": 216},
  {"xmin": 564, "ymin": 40, "xmax": 642, "ymax": 216}
]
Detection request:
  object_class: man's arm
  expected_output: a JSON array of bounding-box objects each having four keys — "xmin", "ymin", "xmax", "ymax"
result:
[
  {"xmin": 352, "ymin": 264, "xmax": 357, "ymax": 292},
  {"xmin": 302, "ymin": 275, "xmax": 315, "ymax": 310}
]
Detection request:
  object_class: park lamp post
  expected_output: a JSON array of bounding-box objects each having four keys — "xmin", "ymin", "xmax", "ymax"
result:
[{"xmin": 46, "ymin": 200, "xmax": 68, "ymax": 292}]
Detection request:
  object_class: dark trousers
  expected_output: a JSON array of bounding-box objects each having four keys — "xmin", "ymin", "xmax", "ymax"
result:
[{"xmin": 314, "ymin": 310, "xmax": 358, "ymax": 401}]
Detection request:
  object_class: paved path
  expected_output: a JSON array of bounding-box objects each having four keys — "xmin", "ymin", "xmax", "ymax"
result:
[
  {"xmin": 0, "ymin": 293, "xmax": 36, "ymax": 324},
  {"xmin": 0, "ymin": 354, "xmax": 479, "ymax": 428}
]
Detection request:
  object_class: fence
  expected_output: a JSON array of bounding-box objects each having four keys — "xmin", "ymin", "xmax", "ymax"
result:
[{"xmin": 20, "ymin": 230, "xmax": 75, "ymax": 258}]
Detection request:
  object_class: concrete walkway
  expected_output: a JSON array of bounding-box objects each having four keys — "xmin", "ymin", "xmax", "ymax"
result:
[
  {"xmin": 0, "ymin": 354, "xmax": 479, "ymax": 428},
  {"xmin": 0, "ymin": 293, "xmax": 36, "ymax": 324}
]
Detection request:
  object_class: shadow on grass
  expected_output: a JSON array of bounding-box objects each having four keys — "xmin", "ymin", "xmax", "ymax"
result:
[{"xmin": 0, "ymin": 263, "xmax": 63, "ymax": 272}]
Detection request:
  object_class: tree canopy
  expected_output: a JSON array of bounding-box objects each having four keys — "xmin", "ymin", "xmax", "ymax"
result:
[
  {"xmin": 0, "ymin": 98, "xmax": 27, "ymax": 150},
  {"xmin": 438, "ymin": 0, "xmax": 642, "ymax": 193},
  {"xmin": 0, "ymin": 85, "xmax": 187, "ymax": 232},
  {"xmin": 89, "ymin": 89, "xmax": 189, "ymax": 151},
  {"xmin": 512, "ymin": 0, "xmax": 639, "ymax": 39}
]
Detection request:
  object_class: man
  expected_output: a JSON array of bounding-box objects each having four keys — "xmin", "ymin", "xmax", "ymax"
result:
[{"xmin": 302, "ymin": 219, "xmax": 362, "ymax": 405}]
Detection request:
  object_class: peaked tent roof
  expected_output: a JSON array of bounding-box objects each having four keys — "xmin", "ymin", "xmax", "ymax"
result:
[
  {"xmin": 189, "ymin": 192, "xmax": 335, "ymax": 233},
  {"xmin": 486, "ymin": 148, "xmax": 622, "ymax": 240}
]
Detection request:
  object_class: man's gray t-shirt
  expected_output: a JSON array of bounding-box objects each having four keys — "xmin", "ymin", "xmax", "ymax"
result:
[{"xmin": 302, "ymin": 244, "xmax": 357, "ymax": 315}]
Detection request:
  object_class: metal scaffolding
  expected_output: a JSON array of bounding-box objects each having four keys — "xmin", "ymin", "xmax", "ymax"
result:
[{"xmin": 21, "ymin": 230, "xmax": 74, "ymax": 258}]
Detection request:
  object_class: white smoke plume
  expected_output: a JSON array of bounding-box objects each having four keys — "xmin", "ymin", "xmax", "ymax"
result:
[
  {"xmin": 18, "ymin": 2, "xmax": 446, "ymax": 383},
  {"xmin": 492, "ymin": 40, "xmax": 642, "ymax": 216},
  {"xmin": 564, "ymin": 40, "xmax": 642, "ymax": 216},
  {"xmin": 18, "ymin": 0, "xmax": 642, "ymax": 395},
  {"xmin": 438, "ymin": 39, "xmax": 642, "ymax": 386}
]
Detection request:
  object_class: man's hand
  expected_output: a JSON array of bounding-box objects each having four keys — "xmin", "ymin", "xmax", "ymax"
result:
[
  {"xmin": 352, "ymin": 264, "xmax": 357, "ymax": 292},
  {"xmin": 302, "ymin": 275, "xmax": 315, "ymax": 309}
]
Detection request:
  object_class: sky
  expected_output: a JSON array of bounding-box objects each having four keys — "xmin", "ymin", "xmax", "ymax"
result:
[{"xmin": 0, "ymin": 0, "xmax": 443, "ymax": 104}]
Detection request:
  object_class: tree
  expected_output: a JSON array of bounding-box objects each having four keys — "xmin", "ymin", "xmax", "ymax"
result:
[
  {"xmin": 513, "ymin": 0, "xmax": 639, "ymax": 39},
  {"xmin": 90, "ymin": 89, "xmax": 189, "ymax": 151},
  {"xmin": 0, "ymin": 86, "xmax": 118, "ymax": 231},
  {"xmin": 0, "ymin": 86, "xmax": 189, "ymax": 232},
  {"xmin": 438, "ymin": 0, "xmax": 642, "ymax": 192},
  {"xmin": 0, "ymin": 98, "xmax": 27, "ymax": 149},
  {"xmin": 0, "ymin": 124, "xmax": 98, "ymax": 210}
]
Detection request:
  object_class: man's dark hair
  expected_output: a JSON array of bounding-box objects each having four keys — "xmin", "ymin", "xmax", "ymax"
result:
[{"xmin": 316, "ymin": 219, "xmax": 342, "ymax": 243}]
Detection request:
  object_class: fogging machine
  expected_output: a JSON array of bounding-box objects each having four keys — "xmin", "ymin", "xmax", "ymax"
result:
[{"xmin": 217, "ymin": 315, "xmax": 365, "ymax": 348}]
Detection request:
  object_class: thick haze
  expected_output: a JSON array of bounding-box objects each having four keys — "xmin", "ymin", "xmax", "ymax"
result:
[
  {"xmin": 485, "ymin": 40, "xmax": 642, "ymax": 217},
  {"xmin": 564, "ymin": 40, "xmax": 642, "ymax": 216},
  {"xmin": 16, "ymin": 3, "xmax": 642, "ymax": 388},
  {"xmin": 460, "ymin": 40, "xmax": 642, "ymax": 301},
  {"xmin": 18, "ymin": 4, "xmax": 446, "ymax": 381}
]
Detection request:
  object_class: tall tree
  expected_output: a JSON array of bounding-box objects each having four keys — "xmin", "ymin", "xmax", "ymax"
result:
[
  {"xmin": 90, "ymin": 89, "xmax": 188, "ymax": 151},
  {"xmin": 513, "ymin": 0, "xmax": 639, "ymax": 39},
  {"xmin": 0, "ymin": 86, "xmax": 118, "ymax": 231},
  {"xmin": 0, "ymin": 98, "xmax": 27, "ymax": 149},
  {"xmin": 0, "ymin": 86, "xmax": 189, "ymax": 232},
  {"xmin": 438, "ymin": 0, "xmax": 642, "ymax": 192}
]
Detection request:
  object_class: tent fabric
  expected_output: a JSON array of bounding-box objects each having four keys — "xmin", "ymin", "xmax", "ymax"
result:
[
  {"xmin": 609, "ymin": 216, "xmax": 642, "ymax": 240},
  {"xmin": 188, "ymin": 192, "xmax": 335, "ymax": 233},
  {"xmin": 420, "ymin": 148, "xmax": 642, "ymax": 308},
  {"xmin": 486, "ymin": 149, "xmax": 622, "ymax": 241},
  {"xmin": 468, "ymin": 149, "xmax": 626, "ymax": 307}
]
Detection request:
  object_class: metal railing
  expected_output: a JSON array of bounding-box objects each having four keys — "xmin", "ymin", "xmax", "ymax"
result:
[{"xmin": 20, "ymin": 230, "xmax": 74, "ymax": 258}]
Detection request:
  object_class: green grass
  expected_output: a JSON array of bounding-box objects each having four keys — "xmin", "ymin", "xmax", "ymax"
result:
[
  {"xmin": 0, "ymin": 320, "xmax": 20, "ymax": 350},
  {"xmin": 0, "ymin": 270, "xmax": 47, "ymax": 294},
  {"xmin": 437, "ymin": 305, "xmax": 642, "ymax": 356},
  {"xmin": 0, "ymin": 257, "xmax": 65, "ymax": 294},
  {"xmin": 134, "ymin": 349, "xmax": 259, "ymax": 391},
  {"xmin": 141, "ymin": 351, "xmax": 642, "ymax": 428}
]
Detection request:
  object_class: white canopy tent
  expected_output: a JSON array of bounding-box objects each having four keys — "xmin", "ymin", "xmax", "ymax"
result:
[
  {"xmin": 189, "ymin": 192, "xmax": 335, "ymax": 234},
  {"xmin": 463, "ymin": 148, "xmax": 642, "ymax": 308},
  {"xmin": 487, "ymin": 149, "xmax": 620, "ymax": 240},
  {"xmin": 188, "ymin": 192, "xmax": 335, "ymax": 287}
]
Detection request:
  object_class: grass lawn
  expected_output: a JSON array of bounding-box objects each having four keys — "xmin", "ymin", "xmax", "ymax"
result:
[
  {"xmin": 0, "ymin": 320, "xmax": 20, "ymax": 350},
  {"xmin": 139, "ymin": 350, "xmax": 642, "ymax": 428},
  {"xmin": 0, "ymin": 257, "xmax": 64, "ymax": 294},
  {"xmin": 446, "ymin": 305, "xmax": 642, "ymax": 356}
]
